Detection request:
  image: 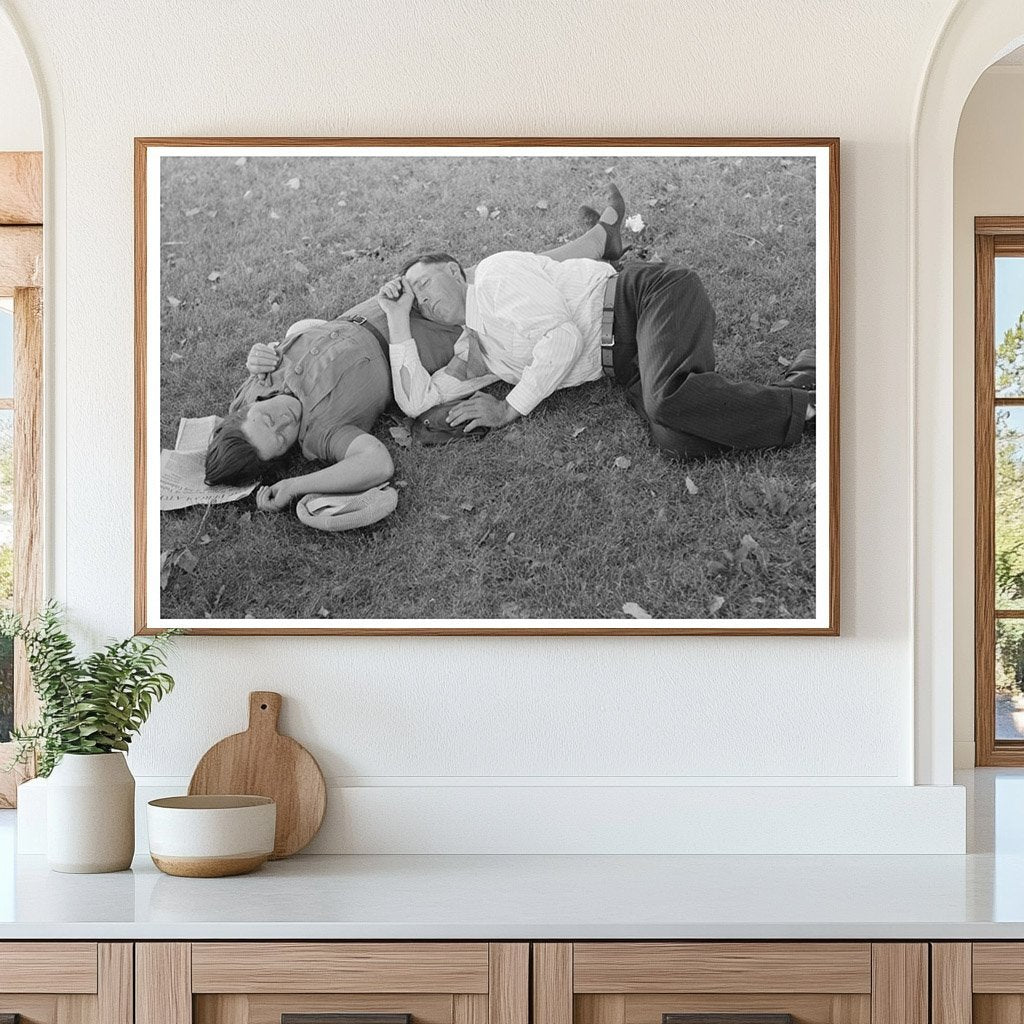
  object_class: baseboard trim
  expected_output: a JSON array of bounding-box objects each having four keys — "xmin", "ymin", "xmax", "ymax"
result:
[{"xmin": 17, "ymin": 778, "xmax": 967, "ymax": 856}]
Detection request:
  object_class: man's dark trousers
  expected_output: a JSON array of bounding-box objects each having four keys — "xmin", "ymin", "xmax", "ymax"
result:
[{"xmin": 610, "ymin": 263, "xmax": 810, "ymax": 459}]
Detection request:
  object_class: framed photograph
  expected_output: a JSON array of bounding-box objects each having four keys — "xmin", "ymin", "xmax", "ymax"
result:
[{"xmin": 135, "ymin": 137, "xmax": 838, "ymax": 635}]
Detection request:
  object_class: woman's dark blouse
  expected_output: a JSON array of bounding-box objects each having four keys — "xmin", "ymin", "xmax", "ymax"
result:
[{"xmin": 228, "ymin": 298, "xmax": 460, "ymax": 461}]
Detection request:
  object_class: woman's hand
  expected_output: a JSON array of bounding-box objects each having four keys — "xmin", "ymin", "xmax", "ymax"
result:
[
  {"xmin": 256, "ymin": 480, "xmax": 294, "ymax": 512},
  {"xmin": 376, "ymin": 276, "xmax": 415, "ymax": 317},
  {"xmin": 247, "ymin": 342, "xmax": 281, "ymax": 376}
]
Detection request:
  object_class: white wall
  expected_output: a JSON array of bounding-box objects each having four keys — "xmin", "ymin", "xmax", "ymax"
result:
[
  {"xmin": 0, "ymin": 0, "xmax": 973, "ymax": 852},
  {"xmin": 952, "ymin": 66, "xmax": 1024, "ymax": 767}
]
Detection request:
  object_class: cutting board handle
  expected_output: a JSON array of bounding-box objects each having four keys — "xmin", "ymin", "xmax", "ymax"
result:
[{"xmin": 248, "ymin": 691, "xmax": 282, "ymax": 734}]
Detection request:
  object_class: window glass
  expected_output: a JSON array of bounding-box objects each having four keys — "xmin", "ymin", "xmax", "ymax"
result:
[{"xmin": 996, "ymin": 257, "xmax": 1024, "ymax": 397}]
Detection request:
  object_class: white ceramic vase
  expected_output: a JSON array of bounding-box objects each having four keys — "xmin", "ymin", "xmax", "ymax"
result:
[{"xmin": 46, "ymin": 752, "xmax": 135, "ymax": 873}]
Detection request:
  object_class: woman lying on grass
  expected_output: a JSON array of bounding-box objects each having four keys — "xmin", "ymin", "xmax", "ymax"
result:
[{"xmin": 203, "ymin": 186, "xmax": 627, "ymax": 513}]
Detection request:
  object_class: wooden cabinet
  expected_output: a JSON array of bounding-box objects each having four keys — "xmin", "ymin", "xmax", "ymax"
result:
[
  {"xmin": 136, "ymin": 944, "xmax": 528, "ymax": 1024},
  {"xmin": 932, "ymin": 943, "xmax": 1024, "ymax": 1024},
  {"xmin": 0, "ymin": 943, "xmax": 132, "ymax": 1024},
  {"xmin": 532, "ymin": 944, "xmax": 928, "ymax": 1024}
]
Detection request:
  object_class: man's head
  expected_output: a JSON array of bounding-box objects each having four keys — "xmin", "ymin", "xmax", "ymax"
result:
[
  {"xmin": 400, "ymin": 253, "xmax": 468, "ymax": 326},
  {"xmin": 204, "ymin": 394, "xmax": 302, "ymax": 485}
]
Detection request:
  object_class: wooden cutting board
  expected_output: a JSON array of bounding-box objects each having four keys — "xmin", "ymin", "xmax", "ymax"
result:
[{"xmin": 188, "ymin": 691, "xmax": 326, "ymax": 859}]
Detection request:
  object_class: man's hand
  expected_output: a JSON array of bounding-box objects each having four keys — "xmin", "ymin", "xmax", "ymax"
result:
[
  {"xmin": 246, "ymin": 342, "xmax": 281, "ymax": 376},
  {"xmin": 447, "ymin": 392, "xmax": 521, "ymax": 432},
  {"xmin": 256, "ymin": 480, "xmax": 294, "ymax": 512},
  {"xmin": 376, "ymin": 276, "xmax": 415, "ymax": 318}
]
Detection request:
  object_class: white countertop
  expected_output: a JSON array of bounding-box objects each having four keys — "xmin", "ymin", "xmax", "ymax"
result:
[
  {"xmin": 0, "ymin": 849, "xmax": 1021, "ymax": 940},
  {"xmin": 1, "ymin": 768, "xmax": 1021, "ymax": 941}
]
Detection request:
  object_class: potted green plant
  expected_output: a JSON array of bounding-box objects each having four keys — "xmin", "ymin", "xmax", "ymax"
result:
[{"xmin": 2, "ymin": 603, "xmax": 178, "ymax": 873}]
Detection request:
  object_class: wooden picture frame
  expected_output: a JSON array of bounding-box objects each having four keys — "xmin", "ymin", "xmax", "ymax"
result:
[{"xmin": 135, "ymin": 137, "xmax": 839, "ymax": 636}]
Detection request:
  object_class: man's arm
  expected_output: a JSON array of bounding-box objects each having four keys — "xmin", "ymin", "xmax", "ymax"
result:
[
  {"xmin": 377, "ymin": 278, "xmax": 498, "ymax": 416},
  {"xmin": 256, "ymin": 432, "xmax": 393, "ymax": 511}
]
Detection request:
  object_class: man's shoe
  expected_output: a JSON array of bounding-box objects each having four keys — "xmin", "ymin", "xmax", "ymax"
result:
[
  {"xmin": 599, "ymin": 182, "xmax": 626, "ymax": 260},
  {"xmin": 773, "ymin": 348, "xmax": 816, "ymax": 391},
  {"xmin": 578, "ymin": 204, "xmax": 600, "ymax": 229}
]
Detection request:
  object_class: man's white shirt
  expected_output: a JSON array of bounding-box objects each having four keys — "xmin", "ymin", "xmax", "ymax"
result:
[{"xmin": 388, "ymin": 251, "xmax": 616, "ymax": 417}]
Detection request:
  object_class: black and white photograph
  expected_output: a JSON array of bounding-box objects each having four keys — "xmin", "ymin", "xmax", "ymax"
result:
[{"xmin": 137, "ymin": 140, "xmax": 838, "ymax": 634}]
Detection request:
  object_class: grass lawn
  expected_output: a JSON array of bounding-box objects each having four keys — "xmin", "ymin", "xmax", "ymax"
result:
[{"xmin": 157, "ymin": 153, "xmax": 818, "ymax": 621}]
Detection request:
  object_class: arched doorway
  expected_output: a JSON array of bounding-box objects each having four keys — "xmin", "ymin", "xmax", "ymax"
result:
[{"xmin": 913, "ymin": 1, "xmax": 1024, "ymax": 785}]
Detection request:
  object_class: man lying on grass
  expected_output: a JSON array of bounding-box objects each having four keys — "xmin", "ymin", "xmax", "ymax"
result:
[
  {"xmin": 377, "ymin": 203, "xmax": 816, "ymax": 460},
  {"xmin": 202, "ymin": 188, "xmax": 628, "ymax": 511}
]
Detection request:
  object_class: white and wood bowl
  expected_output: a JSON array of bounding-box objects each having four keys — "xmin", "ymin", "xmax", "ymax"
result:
[{"xmin": 147, "ymin": 795, "xmax": 276, "ymax": 877}]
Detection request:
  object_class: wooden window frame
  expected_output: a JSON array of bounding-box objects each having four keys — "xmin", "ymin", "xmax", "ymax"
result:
[{"xmin": 0, "ymin": 151, "xmax": 43, "ymax": 806}]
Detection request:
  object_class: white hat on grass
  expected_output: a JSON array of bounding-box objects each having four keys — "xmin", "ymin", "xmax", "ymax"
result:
[{"xmin": 296, "ymin": 485, "xmax": 398, "ymax": 532}]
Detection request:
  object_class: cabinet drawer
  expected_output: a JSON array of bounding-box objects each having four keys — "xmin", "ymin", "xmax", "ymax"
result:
[
  {"xmin": 139, "ymin": 943, "xmax": 528, "ymax": 1024},
  {"xmin": 533, "ymin": 943, "xmax": 925, "ymax": 1024}
]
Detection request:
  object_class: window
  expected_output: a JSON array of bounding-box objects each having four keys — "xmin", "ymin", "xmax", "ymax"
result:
[{"xmin": 976, "ymin": 219, "xmax": 1024, "ymax": 764}]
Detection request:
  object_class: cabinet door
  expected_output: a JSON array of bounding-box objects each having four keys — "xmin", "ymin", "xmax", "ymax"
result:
[
  {"xmin": 533, "ymin": 944, "xmax": 927, "ymax": 1024},
  {"xmin": 137, "ymin": 943, "xmax": 528, "ymax": 1024},
  {"xmin": 0, "ymin": 943, "xmax": 131, "ymax": 1024},
  {"xmin": 941, "ymin": 943, "xmax": 1024, "ymax": 1024}
]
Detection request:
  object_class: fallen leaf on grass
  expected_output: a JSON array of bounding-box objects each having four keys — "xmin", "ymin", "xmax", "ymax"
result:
[
  {"xmin": 293, "ymin": 260, "xmax": 309, "ymax": 275},
  {"xmin": 168, "ymin": 352, "xmax": 183, "ymax": 364},
  {"xmin": 777, "ymin": 355, "xmax": 791, "ymax": 366},
  {"xmin": 535, "ymin": 199, "xmax": 549, "ymax": 210},
  {"xmin": 505, "ymin": 532, "xmax": 516, "ymax": 544},
  {"xmin": 207, "ymin": 271, "xmax": 221, "ymax": 282},
  {"xmin": 624, "ymin": 213, "xmax": 645, "ymax": 233},
  {"xmin": 242, "ymin": 190, "xmax": 253, "ymax": 199},
  {"xmin": 269, "ymin": 209, "xmax": 281, "ymax": 220},
  {"xmin": 388, "ymin": 425, "xmax": 412, "ymax": 449},
  {"xmin": 185, "ymin": 207, "xmax": 201, "ymax": 217},
  {"xmin": 317, "ymin": 607, "xmax": 331, "ymax": 618},
  {"xmin": 646, "ymin": 198, "xmax": 658, "ymax": 207},
  {"xmin": 706, "ymin": 560, "xmax": 726, "ymax": 575},
  {"xmin": 475, "ymin": 203, "xmax": 489, "ymax": 219},
  {"xmin": 174, "ymin": 548, "xmax": 198, "ymax": 574},
  {"xmin": 572, "ymin": 426, "xmax": 586, "ymax": 438},
  {"xmin": 622, "ymin": 602, "xmax": 652, "ymax": 619},
  {"xmin": 604, "ymin": 166, "xmax": 616, "ymax": 174},
  {"xmin": 337, "ymin": 198, "xmax": 347, "ymax": 207},
  {"xmin": 166, "ymin": 295, "xmax": 181, "ymax": 307},
  {"xmin": 286, "ymin": 177, "xmax": 301, "ymax": 189},
  {"xmin": 235, "ymin": 157, "xmax": 247, "ymax": 166},
  {"xmin": 489, "ymin": 209, "xmax": 501, "ymax": 219},
  {"xmin": 460, "ymin": 501, "xmax": 475, "ymax": 513},
  {"xmin": 614, "ymin": 456, "xmax": 631, "ymax": 470},
  {"xmin": 708, "ymin": 595, "xmax": 725, "ymax": 615},
  {"xmin": 199, "ymin": 534, "xmax": 212, "ymax": 545},
  {"xmin": 685, "ymin": 475, "xmax": 699, "ymax": 495},
  {"xmin": 769, "ymin": 318, "xmax": 791, "ymax": 334}
]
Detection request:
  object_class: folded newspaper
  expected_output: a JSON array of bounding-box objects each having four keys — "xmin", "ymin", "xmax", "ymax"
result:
[{"xmin": 160, "ymin": 416, "xmax": 257, "ymax": 511}]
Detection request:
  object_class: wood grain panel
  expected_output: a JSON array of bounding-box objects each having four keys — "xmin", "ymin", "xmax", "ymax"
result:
[
  {"xmin": 576, "ymin": 996, "xmax": 625, "ymax": 1024},
  {"xmin": 488, "ymin": 944, "xmax": 528, "ymax": 1024},
  {"xmin": 0, "ymin": 943, "xmax": 97, "ymax": 993},
  {"xmin": 241, "ymin": 994, "xmax": 453, "ymax": 1024},
  {"xmin": 136, "ymin": 943, "xmax": 192, "ymax": 1024},
  {"xmin": 573, "ymin": 944, "xmax": 871, "ymax": 994},
  {"xmin": 192, "ymin": 944, "xmax": 489, "ymax": 994},
  {"xmin": 534, "ymin": 944, "xmax": 572, "ymax": 1024},
  {"xmin": 56, "ymin": 994, "xmax": 95, "ymax": 1024},
  {"xmin": 0, "ymin": 226, "xmax": 42, "ymax": 295},
  {"xmin": 870, "ymin": 945, "xmax": 927, "ymax": 1024},
  {"xmin": 622, "ymin": 993, "xmax": 870, "ymax": 1024},
  {"xmin": 973, "ymin": 996, "xmax": 1024, "ymax": 1024},
  {"xmin": 194, "ymin": 996, "xmax": 248, "ymax": 1024},
  {"xmin": 972, "ymin": 944, "xmax": 1024, "ymax": 992},
  {"xmin": 98, "ymin": 945, "xmax": 133, "ymax": 1024},
  {"xmin": 0, "ymin": 152, "xmax": 42, "ymax": 225},
  {"xmin": 453, "ymin": 995, "xmax": 486, "ymax": 1024},
  {"xmin": 0, "ymin": 995, "xmax": 60, "ymax": 1024},
  {"xmin": 931, "ymin": 944, "xmax": 971, "ymax": 1024}
]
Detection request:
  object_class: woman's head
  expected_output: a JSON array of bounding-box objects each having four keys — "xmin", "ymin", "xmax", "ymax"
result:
[{"xmin": 204, "ymin": 393, "xmax": 302, "ymax": 485}]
